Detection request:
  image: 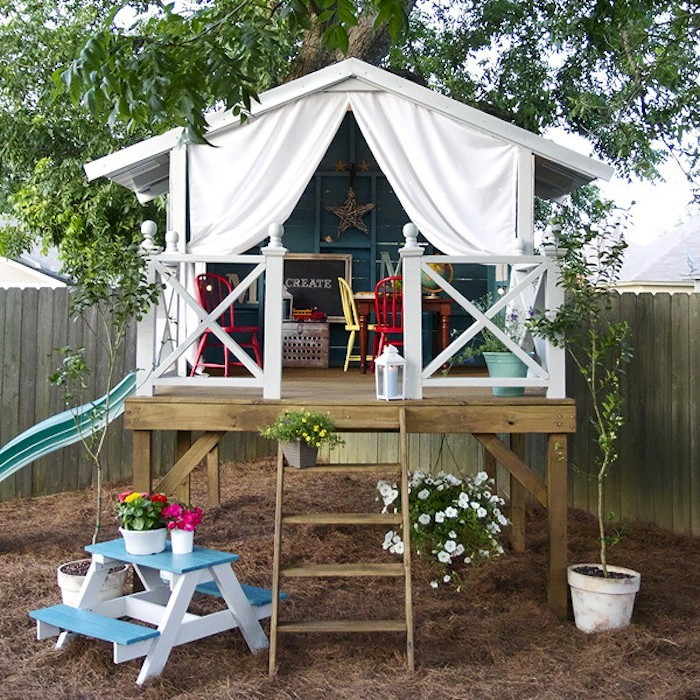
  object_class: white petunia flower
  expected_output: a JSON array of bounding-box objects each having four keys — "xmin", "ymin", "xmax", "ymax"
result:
[
  {"xmin": 454, "ymin": 544, "xmax": 465, "ymax": 557},
  {"xmin": 470, "ymin": 501, "xmax": 480, "ymax": 510},
  {"xmin": 458, "ymin": 493, "xmax": 470, "ymax": 509},
  {"xmin": 464, "ymin": 556, "xmax": 471, "ymax": 564},
  {"xmin": 430, "ymin": 580, "xmax": 439, "ymax": 588},
  {"xmin": 474, "ymin": 470, "xmax": 488, "ymax": 485},
  {"xmin": 390, "ymin": 541, "xmax": 405, "ymax": 555},
  {"xmin": 382, "ymin": 531, "xmax": 395, "ymax": 549},
  {"xmin": 477, "ymin": 507, "xmax": 487, "ymax": 518},
  {"xmin": 448, "ymin": 530, "xmax": 457, "ymax": 539},
  {"xmin": 443, "ymin": 574, "xmax": 452, "ymax": 583},
  {"xmin": 417, "ymin": 488, "xmax": 430, "ymax": 500},
  {"xmin": 444, "ymin": 539, "xmax": 457, "ymax": 553},
  {"xmin": 418, "ymin": 513, "xmax": 431, "ymax": 525},
  {"xmin": 444, "ymin": 506, "xmax": 458, "ymax": 518},
  {"xmin": 437, "ymin": 550, "xmax": 451, "ymax": 563},
  {"xmin": 498, "ymin": 514, "xmax": 509, "ymax": 526}
]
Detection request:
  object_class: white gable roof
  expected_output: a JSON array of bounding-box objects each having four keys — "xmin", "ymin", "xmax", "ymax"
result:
[
  {"xmin": 84, "ymin": 59, "xmax": 613, "ymax": 203},
  {"xmin": 619, "ymin": 215, "xmax": 700, "ymax": 283}
]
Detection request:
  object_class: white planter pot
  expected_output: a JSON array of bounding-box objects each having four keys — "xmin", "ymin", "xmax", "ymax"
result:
[
  {"xmin": 568, "ymin": 563, "xmax": 641, "ymax": 633},
  {"xmin": 281, "ymin": 440, "xmax": 318, "ymax": 468},
  {"xmin": 170, "ymin": 528, "xmax": 195, "ymax": 554},
  {"xmin": 57, "ymin": 558, "xmax": 128, "ymax": 608},
  {"xmin": 119, "ymin": 527, "xmax": 167, "ymax": 555}
]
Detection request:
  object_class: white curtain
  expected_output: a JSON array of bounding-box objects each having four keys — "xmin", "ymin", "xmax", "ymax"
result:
[
  {"xmin": 188, "ymin": 92, "xmax": 349, "ymax": 254},
  {"xmin": 349, "ymin": 92, "xmax": 517, "ymax": 255},
  {"xmin": 188, "ymin": 90, "xmax": 518, "ymax": 255}
]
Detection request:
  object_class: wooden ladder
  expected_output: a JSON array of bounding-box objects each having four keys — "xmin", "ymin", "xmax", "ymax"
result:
[{"xmin": 268, "ymin": 407, "xmax": 413, "ymax": 674}]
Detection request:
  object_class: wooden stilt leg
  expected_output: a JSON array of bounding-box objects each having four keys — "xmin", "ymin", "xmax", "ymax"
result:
[
  {"xmin": 509, "ymin": 434, "xmax": 527, "ymax": 553},
  {"xmin": 174, "ymin": 431, "xmax": 192, "ymax": 503},
  {"xmin": 133, "ymin": 431, "xmax": 152, "ymax": 493},
  {"xmin": 547, "ymin": 433, "xmax": 568, "ymax": 620},
  {"xmin": 207, "ymin": 444, "xmax": 220, "ymax": 507}
]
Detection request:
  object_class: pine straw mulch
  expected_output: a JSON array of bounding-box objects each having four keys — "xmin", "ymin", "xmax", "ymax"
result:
[{"xmin": 2, "ymin": 457, "xmax": 700, "ymax": 700}]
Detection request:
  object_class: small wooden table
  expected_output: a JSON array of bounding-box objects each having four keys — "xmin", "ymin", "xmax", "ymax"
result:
[
  {"xmin": 354, "ymin": 294, "xmax": 453, "ymax": 373},
  {"xmin": 29, "ymin": 539, "xmax": 274, "ymax": 686}
]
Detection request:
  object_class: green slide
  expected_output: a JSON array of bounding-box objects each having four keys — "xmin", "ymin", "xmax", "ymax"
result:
[{"xmin": 0, "ymin": 371, "xmax": 137, "ymax": 485}]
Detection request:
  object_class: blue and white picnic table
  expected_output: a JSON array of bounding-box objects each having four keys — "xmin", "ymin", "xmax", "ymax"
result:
[{"xmin": 29, "ymin": 539, "xmax": 279, "ymax": 685}]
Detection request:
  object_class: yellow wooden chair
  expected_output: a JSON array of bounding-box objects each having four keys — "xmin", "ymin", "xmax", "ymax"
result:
[{"xmin": 338, "ymin": 277, "xmax": 375, "ymax": 371}]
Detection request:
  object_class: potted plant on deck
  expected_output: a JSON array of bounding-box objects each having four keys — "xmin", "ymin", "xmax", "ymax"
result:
[
  {"xmin": 162, "ymin": 501, "xmax": 204, "ymax": 554},
  {"xmin": 457, "ymin": 296, "xmax": 534, "ymax": 397},
  {"xmin": 259, "ymin": 409, "xmax": 344, "ymax": 467},
  {"xmin": 530, "ymin": 214, "xmax": 638, "ymax": 632}
]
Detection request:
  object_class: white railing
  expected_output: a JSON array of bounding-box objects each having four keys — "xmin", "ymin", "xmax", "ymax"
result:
[
  {"xmin": 135, "ymin": 221, "xmax": 564, "ymax": 400},
  {"xmin": 135, "ymin": 223, "xmax": 286, "ymax": 398},
  {"xmin": 399, "ymin": 223, "xmax": 565, "ymax": 399}
]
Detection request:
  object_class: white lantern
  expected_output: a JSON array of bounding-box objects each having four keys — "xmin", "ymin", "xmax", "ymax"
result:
[{"xmin": 375, "ymin": 345, "xmax": 406, "ymax": 401}]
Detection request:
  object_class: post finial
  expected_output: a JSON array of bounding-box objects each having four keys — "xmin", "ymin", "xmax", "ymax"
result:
[
  {"xmin": 140, "ymin": 220, "xmax": 158, "ymax": 252},
  {"xmin": 402, "ymin": 223, "xmax": 419, "ymax": 249},
  {"xmin": 267, "ymin": 223, "xmax": 284, "ymax": 249},
  {"xmin": 165, "ymin": 229, "xmax": 179, "ymax": 253}
]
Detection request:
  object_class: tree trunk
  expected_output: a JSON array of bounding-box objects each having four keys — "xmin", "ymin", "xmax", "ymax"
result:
[{"xmin": 285, "ymin": 1, "xmax": 417, "ymax": 82}]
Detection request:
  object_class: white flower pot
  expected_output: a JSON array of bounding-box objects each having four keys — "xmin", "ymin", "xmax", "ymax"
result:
[
  {"xmin": 170, "ymin": 528, "xmax": 194, "ymax": 554},
  {"xmin": 119, "ymin": 527, "xmax": 167, "ymax": 555},
  {"xmin": 57, "ymin": 558, "xmax": 128, "ymax": 608},
  {"xmin": 281, "ymin": 440, "xmax": 318, "ymax": 468},
  {"xmin": 567, "ymin": 563, "xmax": 641, "ymax": 633}
]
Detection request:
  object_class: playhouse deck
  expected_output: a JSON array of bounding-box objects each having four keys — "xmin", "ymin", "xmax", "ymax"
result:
[{"xmin": 124, "ymin": 368, "xmax": 574, "ymax": 620}]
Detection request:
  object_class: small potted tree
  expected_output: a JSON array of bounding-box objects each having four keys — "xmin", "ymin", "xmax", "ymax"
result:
[
  {"xmin": 531, "ymin": 211, "xmax": 639, "ymax": 632},
  {"xmin": 259, "ymin": 409, "xmax": 344, "ymax": 467}
]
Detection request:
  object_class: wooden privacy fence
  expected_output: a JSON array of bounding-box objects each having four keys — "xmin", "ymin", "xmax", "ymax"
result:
[{"xmin": 2, "ymin": 288, "xmax": 699, "ymax": 538}]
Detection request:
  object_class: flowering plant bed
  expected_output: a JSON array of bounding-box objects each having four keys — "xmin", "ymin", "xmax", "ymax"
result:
[{"xmin": 378, "ymin": 470, "xmax": 508, "ymax": 588}]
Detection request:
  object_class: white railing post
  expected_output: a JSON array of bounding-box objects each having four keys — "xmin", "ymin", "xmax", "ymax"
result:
[
  {"xmin": 261, "ymin": 223, "xmax": 287, "ymax": 400},
  {"xmin": 399, "ymin": 222, "xmax": 424, "ymax": 399},
  {"xmin": 543, "ymin": 243, "xmax": 566, "ymax": 398},
  {"xmin": 136, "ymin": 220, "xmax": 161, "ymax": 396}
]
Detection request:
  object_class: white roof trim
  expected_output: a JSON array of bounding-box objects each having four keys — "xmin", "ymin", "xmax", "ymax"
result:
[{"xmin": 83, "ymin": 58, "xmax": 613, "ymax": 201}]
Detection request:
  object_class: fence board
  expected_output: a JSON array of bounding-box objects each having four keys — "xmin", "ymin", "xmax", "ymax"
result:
[
  {"xmin": 618, "ymin": 293, "xmax": 639, "ymax": 522},
  {"xmin": 0, "ymin": 289, "xmax": 23, "ymax": 500},
  {"xmin": 670, "ymin": 294, "xmax": 691, "ymax": 533},
  {"xmin": 690, "ymin": 295, "xmax": 700, "ymax": 535}
]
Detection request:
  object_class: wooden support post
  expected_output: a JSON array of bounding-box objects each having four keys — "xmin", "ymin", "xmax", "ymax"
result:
[
  {"xmin": 483, "ymin": 445, "xmax": 497, "ymax": 482},
  {"xmin": 132, "ymin": 430, "xmax": 152, "ymax": 492},
  {"xmin": 547, "ymin": 433, "xmax": 568, "ymax": 620},
  {"xmin": 174, "ymin": 431, "xmax": 192, "ymax": 503},
  {"xmin": 207, "ymin": 443, "xmax": 220, "ymax": 507},
  {"xmin": 510, "ymin": 434, "xmax": 527, "ymax": 553}
]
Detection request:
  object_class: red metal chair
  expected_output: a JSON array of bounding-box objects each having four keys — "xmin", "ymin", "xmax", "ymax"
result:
[
  {"xmin": 372, "ymin": 275, "xmax": 403, "ymax": 367},
  {"xmin": 190, "ymin": 273, "xmax": 262, "ymax": 376}
]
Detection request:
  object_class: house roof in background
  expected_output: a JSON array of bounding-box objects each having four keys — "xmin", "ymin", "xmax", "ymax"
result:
[
  {"xmin": 84, "ymin": 59, "xmax": 613, "ymax": 204},
  {"xmin": 619, "ymin": 215, "xmax": 700, "ymax": 284}
]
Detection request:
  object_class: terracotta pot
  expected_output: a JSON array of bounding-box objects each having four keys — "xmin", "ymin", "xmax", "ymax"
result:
[
  {"xmin": 568, "ymin": 563, "xmax": 641, "ymax": 633},
  {"xmin": 119, "ymin": 527, "xmax": 167, "ymax": 555}
]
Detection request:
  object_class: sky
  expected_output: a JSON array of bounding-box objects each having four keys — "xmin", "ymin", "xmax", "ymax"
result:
[{"xmin": 549, "ymin": 129, "xmax": 698, "ymax": 246}]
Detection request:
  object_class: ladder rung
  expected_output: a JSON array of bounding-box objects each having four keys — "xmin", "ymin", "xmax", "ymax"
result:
[
  {"xmin": 282, "ymin": 512, "xmax": 402, "ymax": 525},
  {"xmin": 281, "ymin": 563, "xmax": 405, "ymax": 577},
  {"xmin": 285, "ymin": 463, "xmax": 401, "ymax": 473},
  {"xmin": 277, "ymin": 620, "xmax": 407, "ymax": 634}
]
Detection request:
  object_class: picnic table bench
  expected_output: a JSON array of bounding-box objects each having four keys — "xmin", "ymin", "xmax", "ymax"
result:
[{"xmin": 29, "ymin": 539, "xmax": 283, "ymax": 686}]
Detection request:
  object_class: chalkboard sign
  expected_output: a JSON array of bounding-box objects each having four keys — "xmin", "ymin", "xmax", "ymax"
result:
[{"xmin": 284, "ymin": 254, "xmax": 351, "ymax": 323}]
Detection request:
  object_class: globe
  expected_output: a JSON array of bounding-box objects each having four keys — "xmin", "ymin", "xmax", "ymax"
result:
[{"xmin": 421, "ymin": 262, "xmax": 454, "ymax": 296}]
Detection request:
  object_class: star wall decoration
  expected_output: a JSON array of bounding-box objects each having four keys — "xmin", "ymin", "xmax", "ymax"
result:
[
  {"xmin": 326, "ymin": 187, "xmax": 375, "ymax": 235},
  {"xmin": 357, "ymin": 160, "xmax": 371, "ymax": 172},
  {"xmin": 334, "ymin": 159, "xmax": 347, "ymax": 172}
]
